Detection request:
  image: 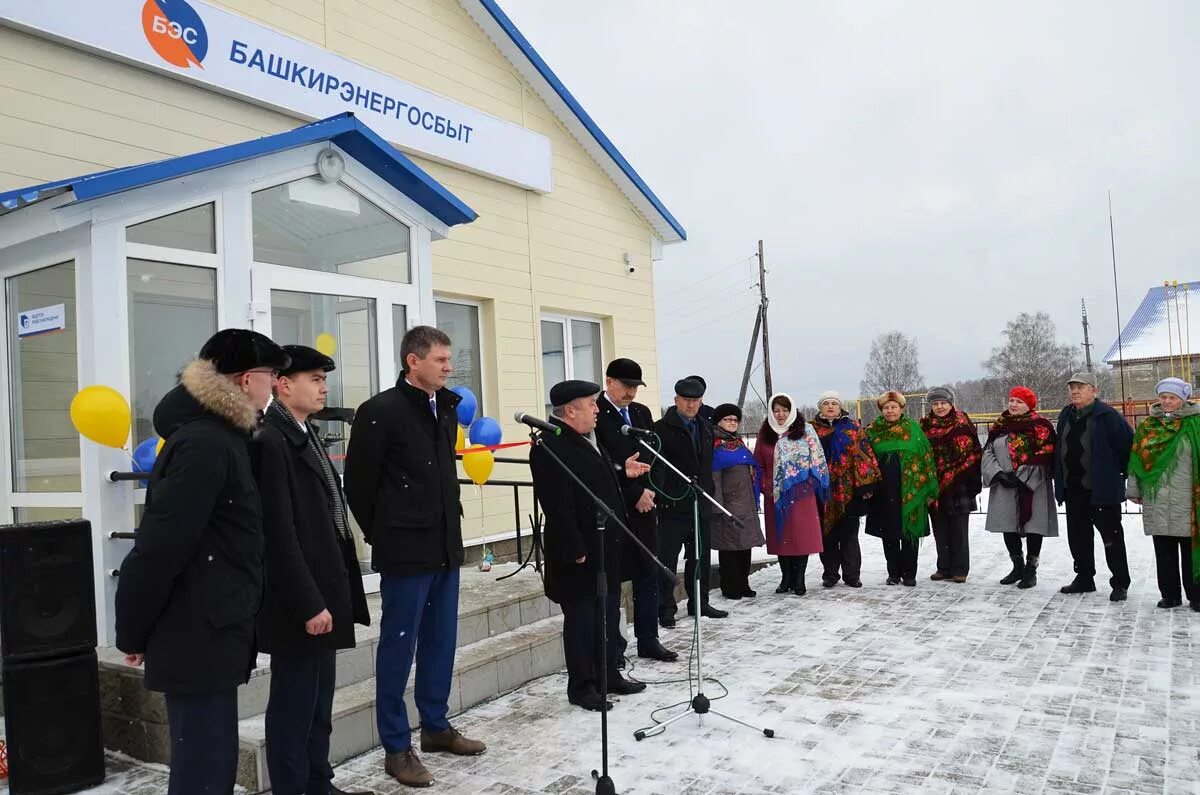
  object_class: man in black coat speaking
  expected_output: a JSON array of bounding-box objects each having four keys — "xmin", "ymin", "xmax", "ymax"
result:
[
  {"xmin": 594, "ymin": 358, "xmax": 677, "ymax": 663},
  {"xmin": 252, "ymin": 345, "xmax": 372, "ymax": 795},
  {"xmin": 530, "ymin": 380, "xmax": 652, "ymax": 711},
  {"xmin": 115, "ymin": 329, "xmax": 289, "ymax": 795}
]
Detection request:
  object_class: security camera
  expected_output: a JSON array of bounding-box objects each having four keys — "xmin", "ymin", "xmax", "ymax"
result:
[
  {"xmin": 626, "ymin": 264, "xmax": 637, "ymax": 274},
  {"xmin": 623, "ymin": 252, "xmax": 635, "ymax": 274}
]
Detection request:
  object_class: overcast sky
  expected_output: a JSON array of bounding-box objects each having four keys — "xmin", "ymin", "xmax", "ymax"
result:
[{"xmin": 498, "ymin": 1, "xmax": 1199, "ymax": 408}]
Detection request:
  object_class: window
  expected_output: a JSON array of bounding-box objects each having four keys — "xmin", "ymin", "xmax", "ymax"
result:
[
  {"xmin": 435, "ymin": 300, "xmax": 483, "ymax": 411},
  {"xmin": 127, "ymin": 203, "xmax": 216, "ymax": 253},
  {"xmin": 6, "ymin": 262, "xmax": 80, "ymax": 493},
  {"xmin": 541, "ymin": 316, "xmax": 602, "ymax": 413},
  {"xmin": 270, "ymin": 289, "xmax": 379, "ymax": 471},
  {"xmin": 252, "ymin": 178, "xmax": 410, "ymax": 283},
  {"xmin": 127, "ymin": 259, "xmax": 218, "ymax": 444}
]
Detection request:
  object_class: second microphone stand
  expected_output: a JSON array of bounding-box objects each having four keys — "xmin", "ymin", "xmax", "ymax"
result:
[{"xmin": 630, "ymin": 432, "xmax": 774, "ymax": 742}]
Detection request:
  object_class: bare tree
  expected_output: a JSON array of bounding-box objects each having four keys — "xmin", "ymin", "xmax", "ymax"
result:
[
  {"xmin": 982, "ymin": 312, "xmax": 1079, "ymax": 404},
  {"xmin": 860, "ymin": 331, "xmax": 925, "ymax": 397}
]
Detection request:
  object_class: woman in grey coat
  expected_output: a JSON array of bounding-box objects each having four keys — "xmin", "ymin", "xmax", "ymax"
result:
[
  {"xmin": 711, "ymin": 403, "xmax": 765, "ymax": 599},
  {"xmin": 1128, "ymin": 378, "xmax": 1200, "ymax": 610},
  {"xmin": 982, "ymin": 386, "xmax": 1058, "ymax": 589}
]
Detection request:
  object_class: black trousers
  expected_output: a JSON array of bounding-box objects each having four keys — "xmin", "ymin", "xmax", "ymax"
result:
[
  {"xmin": 819, "ymin": 515, "xmax": 862, "ymax": 582},
  {"xmin": 1153, "ymin": 536, "xmax": 1198, "ymax": 603},
  {"xmin": 931, "ymin": 510, "xmax": 970, "ymax": 577},
  {"xmin": 266, "ymin": 651, "xmax": 337, "ymax": 795},
  {"xmin": 658, "ymin": 512, "xmax": 711, "ymax": 614},
  {"xmin": 1003, "ymin": 532, "xmax": 1044, "ymax": 559},
  {"xmin": 561, "ymin": 592, "xmax": 621, "ymax": 701},
  {"xmin": 1065, "ymin": 499, "xmax": 1130, "ymax": 588},
  {"xmin": 718, "ymin": 549, "xmax": 753, "ymax": 596},
  {"xmin": 881, "ymin": 537, "xmax": 919, "ymax": 580},
  {"xmin": 165, "ymin": 689, "xmax": 238, "ymax": 795}
]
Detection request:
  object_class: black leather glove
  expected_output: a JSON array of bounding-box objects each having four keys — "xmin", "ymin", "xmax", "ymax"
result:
[{"xmin": 994, "ymin": 471, "xmax": 1020, "ymax": 489}]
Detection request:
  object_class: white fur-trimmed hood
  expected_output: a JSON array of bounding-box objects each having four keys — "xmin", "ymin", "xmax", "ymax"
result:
[{"xmin": 177, "ymin": 359, "xmax": 259, "ymax": 431}]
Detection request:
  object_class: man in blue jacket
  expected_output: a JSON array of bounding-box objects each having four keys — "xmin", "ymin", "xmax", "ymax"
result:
[{"xmin": 1054, "ymin": 372, "xmax": 1135, "ymax": 601}]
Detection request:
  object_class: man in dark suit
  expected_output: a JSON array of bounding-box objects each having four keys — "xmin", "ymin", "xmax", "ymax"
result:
[
  {"xmin": 253, "ymin": 346, "xmax": 373, "ymax": 795},
  {"xmin": 594, "ymin": 358, "xmax": 678, "ymax": 663},
  {"xmin": 529, "ymin": 380, "xmax": 652, "ymax": 711},
  {"xmin": 653, "ymin": 377, "xmax": 727, "ymax": 624}
]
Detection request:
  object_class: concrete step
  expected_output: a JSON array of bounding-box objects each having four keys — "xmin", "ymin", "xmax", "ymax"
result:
[{"xmin": 235, "ymin": 613, "xmax": 566, "ymax": 792}]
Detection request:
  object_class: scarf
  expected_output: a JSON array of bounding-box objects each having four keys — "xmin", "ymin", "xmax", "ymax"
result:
[
  {"xmin": 866, "ymin": 415, "xmax": 938, "ymax": 543},
  {"xmin": 1129, "ymin": 407, "xmax": 1200, "ymax": 579},
  {"xmin": 987, "ymin": 410, "xmax": 1056, "ymax": 526},
  {"xmin": 767, "ymin": 392, "xmax": 797, "ymax": 436},
  {"xmin": 813, "ymin": 413, "xmax": 882, "ymax": 532},
  {"xmin": 920, "ymin": 409, "xmax": 983, "ymax": 499},
  {"xmin": 713, "ymin": 431, "xmax": 762, "ymax": 507},
  {"xmin": 772, "ymin": 426, "xmax": 829, "ymax": 539},
  {"xmin": 270, "ymin": 400, "xmax": 353, "ymax": 543}
]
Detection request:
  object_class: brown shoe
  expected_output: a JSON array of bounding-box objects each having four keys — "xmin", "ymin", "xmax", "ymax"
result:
[
  {"xmin": 951, "ymin": 576, "xmax": 967, "ymax": 583},
  {"xmin": 384, "ymin": 749, "xmax": 433, "ymax": 788},
  {"xmin": 420, "ymin": 726, "xmax": 486, "ymax": 756}
]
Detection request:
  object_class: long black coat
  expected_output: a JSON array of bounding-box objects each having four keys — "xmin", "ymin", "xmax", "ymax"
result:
[
  {"xmin": 1053, "ymin": 399, "xmax": 1134, "ymax": 506},
  {"xmin": 115, "ymin": 360, "xmax": 264, "ymax": 694},
  {"xmin": 529, "ymin": 418, "xmax": 627, "ymax": 604},
  {"xmin": 343, "ymin": 379, "xmax": 463, "ymax": 576},
  {"xmin": 594, "ymin": 397, "xmax": 657, "ymax": 578},
  {"xmin": 650, "ymin": 407, "xmax": 715, "ymax": 520},
  {"xmin": 252, "ymin": 403, "xmax": 370, "ymax": 656}
]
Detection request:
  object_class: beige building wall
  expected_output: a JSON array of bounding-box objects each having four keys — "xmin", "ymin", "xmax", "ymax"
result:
[{"xmin": 0, "ymin": 0, "xmax": 665, "ymax": 543}]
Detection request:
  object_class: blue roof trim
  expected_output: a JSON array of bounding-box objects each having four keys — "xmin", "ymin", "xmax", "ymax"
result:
[
  {"xmin": 0, "ymin": 113, "xmax": 476, "ymax": 227},
  {"xmin": 476, "ymin": 0, "xmax": 686, "ymax": 242}
]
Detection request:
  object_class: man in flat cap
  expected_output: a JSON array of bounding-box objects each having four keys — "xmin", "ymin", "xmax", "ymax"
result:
[
  {"xmin": 652, "ymin": 377, "xmax": 727, "ymax": 625},
  {"xmin": 1054, "ymin": 371, "xmax": 1135, "ymax": 601},
  {"xmin": 530, "ymin": 380, "xmax": 652, "ymax": 711},
  {"xmin": 344, "ymin": 326, "xmax": 486, "ymax": 788},
  {"xmin": 253, "ymin": 346, "xmax": 372, "ymax": 795},
  {"xmin": 594, "ymin": 359, "xmax": 678, "ymax": 663},
  {"xmin": 116, "ymin": 329, "xmax": 289, "ymax": 795},
  {"xmin": 689, "ymin": 374, "xmax": 716, "ymax": 424}
]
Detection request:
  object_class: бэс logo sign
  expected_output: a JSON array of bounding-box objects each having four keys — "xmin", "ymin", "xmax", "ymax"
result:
[{"xmin": 142, "ymin": 0, "xmax": 208, "ymax": 69}]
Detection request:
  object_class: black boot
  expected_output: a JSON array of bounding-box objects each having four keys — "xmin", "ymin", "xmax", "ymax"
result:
[
  {"xmin": 775, "ymin": 557, "xmax": 792, "ymax": 594},
  {"xmin": 999, "ymin": 553, "xmax": 1024, "ymax": 585},
  {"xmin": 1017, "ymin": 555, "xmax": 1038, "ymax": 589},
  {"xmin": 791, "ymin": 557, "xmax": 808, "ymax": 596}
]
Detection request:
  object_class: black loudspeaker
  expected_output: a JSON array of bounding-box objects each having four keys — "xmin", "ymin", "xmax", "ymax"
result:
[
  {"xmin": 2, "ymin": 651, "xmax": 105, "ymax": 795},
  {"xmin": 0, "ymin": 520, "xmax": 97, "ymax": 662}
]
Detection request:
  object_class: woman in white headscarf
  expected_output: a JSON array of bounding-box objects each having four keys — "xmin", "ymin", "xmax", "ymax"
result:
[{"xmin": 753, "ymin": 393, "xmax": 829, "ymax": 595}]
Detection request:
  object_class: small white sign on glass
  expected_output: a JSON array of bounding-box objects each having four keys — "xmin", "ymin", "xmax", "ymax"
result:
[{"xmin": 17, "ymin": 304, "xmax": 66, "ymax": 338}]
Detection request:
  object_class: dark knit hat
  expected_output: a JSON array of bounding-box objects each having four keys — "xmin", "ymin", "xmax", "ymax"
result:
[
  {"xmin": 550, "ymin": 379, "xmax": 601, "ymax": 408},
  {"xmin": 712, "ymin": 403, "xmax": 741, "ymax": 422},
  {"xmin": 278, "ymin": 345, "xmax": 336, "ymax": 378},
  {"xmin": 926, "ymin": 386, "xmax": 954, "ymax": 406},
  {"xmin": 605, "ymin": 358, "xmax": 645, "ymax": 387},
  {"xmin": 675, "ymin": 377, "xmax": 705, "ymax": 399},
  {"xmin": 199, "ymin": 329, "xmax": 290, "ymax": 375}
]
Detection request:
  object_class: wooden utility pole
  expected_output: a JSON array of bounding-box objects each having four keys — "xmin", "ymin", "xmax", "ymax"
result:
[
  {"xmin": 757, "ymin": 239, "xmax": 773, "ymax": 396},
  {"xmin": 1081, "ymin": 299, "xmax": 1093, "ymax": 371},
  {"xmin": 736, "ymin": 306, "xmax": 762, "ymax": 409}
]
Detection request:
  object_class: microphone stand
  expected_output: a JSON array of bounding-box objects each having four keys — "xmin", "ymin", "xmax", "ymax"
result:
[
  {"xmin": 528, "ymin": 428, "xmax": 678, "ymax": 795},
  {"xmin": 629, "ymin": 434, "xmax": 774, "ymax": 741}
]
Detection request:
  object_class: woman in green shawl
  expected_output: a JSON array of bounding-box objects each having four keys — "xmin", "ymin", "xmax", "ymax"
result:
[
  {"xmin": 865, "ymin": 391, "xmax": 939, "ymax": 586},
  {"xmin": 1128, "ymin": 377, "xmax": 1200, "ymax": 611}
]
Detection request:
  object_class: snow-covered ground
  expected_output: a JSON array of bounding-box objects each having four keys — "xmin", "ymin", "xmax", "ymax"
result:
[{"xmin": 75, "ymin": 513, "xmax": 1200, "ymax": 794}]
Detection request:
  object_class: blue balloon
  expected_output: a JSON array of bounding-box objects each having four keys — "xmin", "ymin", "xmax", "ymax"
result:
[
  {"xmin": 132, "ymin": 437, "xmax": 159, "ymax": 487},
  {"xmin": 468, "ymin": 416, "xmax": 502, "ymax": 448},
  {"xmin": 451, "ymin": 386, "xmax": 478, "ymax": 427}
]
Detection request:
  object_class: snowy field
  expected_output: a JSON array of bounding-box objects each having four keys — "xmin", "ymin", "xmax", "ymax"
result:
[{"xmin": 75, "ymin": 513, "xmax": 1200, "ymax": 794}]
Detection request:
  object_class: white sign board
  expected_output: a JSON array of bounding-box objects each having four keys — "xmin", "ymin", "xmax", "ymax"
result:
[
  {"xmin": 0, "ymin": 0, "xmax": 552, "ymax": 192},
  {"xmin": 16, "ymin": 304, "xmax": 66, "ymax": 338}
]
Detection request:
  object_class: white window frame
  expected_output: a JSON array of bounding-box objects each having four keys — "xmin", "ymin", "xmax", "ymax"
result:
[
  {"xmin": 540, "ymin": 313, "xmax": 606, "ymax": 400},
  {"xmin": 435, "ymin": 296, "xmax": 487, "ymax": 414}
]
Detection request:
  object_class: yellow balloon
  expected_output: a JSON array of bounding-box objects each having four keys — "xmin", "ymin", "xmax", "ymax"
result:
[
  {"xmin": 156, "ymin": 437, "xmax": 166, "ymax": 455},
  {"xmin": 69, "ymin": 385, "xmax": 131, "ymax": 449},
  {"xmin": 315, "ymin": 333, "xmax": 337, "ymax": 356},
  {"xmin": 455, "ymin": 425, "xmax": 466, "ymax": 453},
  {"xmin": 462, "ymin": 444, "xmax": 494, "ymax": 486}
]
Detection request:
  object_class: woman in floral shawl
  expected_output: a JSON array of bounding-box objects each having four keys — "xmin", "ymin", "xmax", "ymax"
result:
[
  {"xmin": 813, "ymin": 390, "xmax": 881, "ymax": 589},
  {"xmin": 982, "ymin": 386, "xmax": 1058, "ymax": 589},
  {"xmin": 754, "ymin": 393, "xmax": 829, "ymax": 596},
  {"xmin": 710, "ymin": 403, "xmax": 765, "ymax": 600},
  {"xmin": 1128, "ymin": 378, "xmax": 1200, "ymax": 611},
  {"xmin": 920, "ymin": 386, "xmax": 982, "ymax": 583},
  {"xmin": 866, "ymin": 391, "xmax": 938, "ymax": 586}
]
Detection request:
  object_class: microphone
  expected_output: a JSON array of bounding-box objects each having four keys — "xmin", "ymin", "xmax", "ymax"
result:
[
  {"xmin": 513, "ymin": 411, "xmax": 561, "ymax": 435},
  {"xmin": 620, "ymin": 425, "xmax": 654, "ymax": 438}
]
